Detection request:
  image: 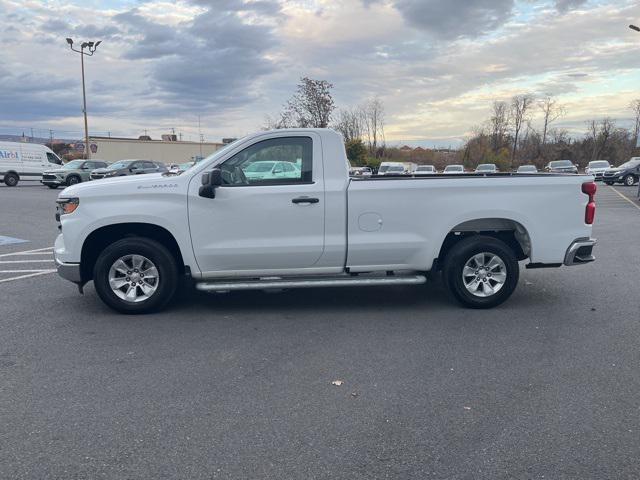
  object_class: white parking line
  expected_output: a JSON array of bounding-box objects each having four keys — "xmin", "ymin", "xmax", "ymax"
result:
[
  {"xmin": 0, "ymin": 246, "xmax": 56, "ymax": 284},
  {"xmin": 0, "ymin": 260, "xmax": 55, "ymax": 263},
  {"xmin": 608, "ymin": 186, "xmax": 640, "ymax": 211},
  {"xmin": 0, "ymin": 246, "xmax": 54, "ymax": 258},
  {"xmin": 0, "ymin": 270, "xmax": 57, "ymax": 284}
]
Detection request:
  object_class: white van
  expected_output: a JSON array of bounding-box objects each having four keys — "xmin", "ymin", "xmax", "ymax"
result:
[{"xmin": 0, "ymin": 141, "xmax": 63, "ymax": 186}]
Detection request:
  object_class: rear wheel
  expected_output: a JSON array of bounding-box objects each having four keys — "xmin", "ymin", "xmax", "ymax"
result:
[
  {"xmin": 4, "ymin": 173, "xmax": 18, "ymax": 187},
  {"xmin": 623, "ymin": 174, "xmax": 636, "ymax": 186},
  {"xmin": 66, "ymin": 175, "xmax": 81, "ymax": 186},
  {"xmin": 93, "ymin": 237, "xmax": 178, "ymax": 314},
  {"xmin": 443, "ymin": 235, "xmax": 519, "ymax": 309}
]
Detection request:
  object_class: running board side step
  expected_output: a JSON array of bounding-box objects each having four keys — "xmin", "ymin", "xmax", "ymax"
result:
[{"xmin": 195, "ymin": 274, "xmax": 427, "ymax": 292}]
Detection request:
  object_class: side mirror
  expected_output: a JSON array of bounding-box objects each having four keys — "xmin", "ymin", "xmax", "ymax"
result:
[{"xmin": 199, "ymin": 168, "xmax": 223, "ymax": 198}]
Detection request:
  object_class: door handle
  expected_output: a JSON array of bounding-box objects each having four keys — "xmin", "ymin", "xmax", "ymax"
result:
[{"xmin": 292, "ymin": 196, "xmax": 319, "ymax": 204}]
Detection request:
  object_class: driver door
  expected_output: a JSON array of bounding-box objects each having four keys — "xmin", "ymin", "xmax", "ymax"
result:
[{"xmin": 188, "ymin": 134, "xmax": 325, "ymax": 275}]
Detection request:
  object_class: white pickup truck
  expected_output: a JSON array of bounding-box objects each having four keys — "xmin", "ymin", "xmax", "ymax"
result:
[{"xmin": 54, "ymin": 129, "xmax": 597, "ymax": 314}]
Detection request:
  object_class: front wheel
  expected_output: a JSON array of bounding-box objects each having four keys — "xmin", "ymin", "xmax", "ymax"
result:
[
  {"xmin": 623, "ymin": 174, "xmax": 636, "ymax": 187},
  {"xmin": 66, "ymin": 175, "xmax": 81, "ymax": 186},
  {"xmin": 93, "ymin": 237, "xmax": 178, "ymax": 314},
  {"xmin": 443, "ymin": 236, "xmax": 519, "ymax": 309},
  {"xmin": 47, "ymin": 185, "xmax": 59, "ymax": 189}
]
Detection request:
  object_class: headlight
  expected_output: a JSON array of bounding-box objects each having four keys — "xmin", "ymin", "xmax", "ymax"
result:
[
  {"xmin": 102, "ymin": 170, "xmax": 117, "ymax": 177},
  {"xmin": 56, "ymin": 197, "xmax": 79, "ymax": 215}
]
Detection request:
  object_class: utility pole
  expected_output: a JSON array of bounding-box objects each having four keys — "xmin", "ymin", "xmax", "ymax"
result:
[{"xmin": 66, "ymin": 38, "xmax": 101, "ymax": 159}]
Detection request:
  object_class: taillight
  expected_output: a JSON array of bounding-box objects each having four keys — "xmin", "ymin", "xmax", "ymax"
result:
[{"xmin": 582, "ymin": 182, "xmax": 596, "ymax": 224}]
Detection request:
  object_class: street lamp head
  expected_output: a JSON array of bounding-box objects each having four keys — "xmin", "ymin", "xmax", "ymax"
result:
[
  {"xmin": 81, "ymin": 42, "xmax": 88, "ymax": 49},
  {"xmin": 87, "ymin": 41, "xmax": 94, "ymax": 47},
  {"xmin": 66, "ymin": 37, "xmax": 73, "ymax": 45},
  {"xmin": 94, "ymin": 40, "xmax": 102, "ymax": 48},
  {"xmin": 630, "ymin": 24, "xmax": 640, "ymax": 32}
]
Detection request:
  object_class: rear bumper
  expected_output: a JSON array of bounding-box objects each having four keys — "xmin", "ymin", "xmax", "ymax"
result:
[{"xmin": 564, "ymin": 238, "xmax": 596, "ymax": 266}]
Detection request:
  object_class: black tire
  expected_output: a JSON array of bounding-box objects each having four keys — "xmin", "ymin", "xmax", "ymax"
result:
[
  {"xmin": 443, "ymin": 235, "xmax": 519, "ymax": 309},
  {"xmin": 66, "ymin": 175, "xmax": 81, "ymax": 186},
  {"xmin": 623, "ymin": 174, "xmax": 636, "ymax": 187},
  {"xmin": 4, "ymin": 172, "xmax": 18, "ymax": 187},
  {"xmin": 93, "ymin": 237, "xmax": 179, "ymax": 314},
  {"xmin": 47, "ymin": 185, "xmax": 59, "ymax": 189},
  {"xmin": 605, "ymin": 182, "xmax": 614, "ymax": 186}
]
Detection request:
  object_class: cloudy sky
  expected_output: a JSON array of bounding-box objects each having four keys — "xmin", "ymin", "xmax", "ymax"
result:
[{"xmin": 1, "ymin": 0, "xmax": 638, "ymax": 146}]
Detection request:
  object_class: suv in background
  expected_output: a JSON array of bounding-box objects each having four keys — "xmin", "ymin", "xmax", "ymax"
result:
[
  {"xmin": 585, "ymin": 160, "xmax": 610, "ymax": 181},
  {"xmin": 90, "ymin": 159, "xmax": 167, "ymax": 180},
  {"xmin": 414, "ymin": 165, "xmax": 436, "ymax": 175},
  {"xmin": 545, "ymin": 160, "xmax": 578, "ymax": 174},
  {"xmin": 516, "ymin": 165, "xmax": 538, "ymax": 173},
  {"xmin": 41, "ymin": 159, "xmax": 109, "ymax": 189},
  {"xmin": 603, "ymin": 157, "xmax": 640, "ymax": 186},
  {"xmin": 443, "ymin": 165, "xmax": 464, "ymax": 174},
  {"xmin": 475, "ymin": 163, "xmax": 498, "ymax": 174}
]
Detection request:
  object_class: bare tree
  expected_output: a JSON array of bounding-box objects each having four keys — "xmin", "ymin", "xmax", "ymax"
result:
[
  {"xmin": 587, "ymin": 117, "xmax": 615, "ymax": 161},
  {"xmin": 360, "ymin": 97, "xmax": 385, "ymax": 155},
  {"xmin": 510, "ymin": 94, "xmax": 535, "ymax": 164},
  {"xmin": 488, "ymin": 101, "xmax": 509, "ymax": 152},
  {"xmin": 629, "ymin": 99, "xmax": 640, "ymax": 142},
  {"xmin": 334, "ymin": 107, "xmax": 363, "ymax": 142},
  {"xmin": 538, "ymin": 95, "xmax": 566, "ymax": 152},
  {"xmin": 274, "ymin": 77, "xmax": 335, "ymax": 128}
]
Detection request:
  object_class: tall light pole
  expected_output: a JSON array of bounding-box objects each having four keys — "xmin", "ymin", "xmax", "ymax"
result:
[{"xmin": 66, "ymin": 38, "xmax": 101, "ymax": 159}]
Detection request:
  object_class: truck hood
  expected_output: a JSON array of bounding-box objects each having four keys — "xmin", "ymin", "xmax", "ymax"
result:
[{"xmin": 58, "ymin": 172, "xmax": 169, "ymax": 197}]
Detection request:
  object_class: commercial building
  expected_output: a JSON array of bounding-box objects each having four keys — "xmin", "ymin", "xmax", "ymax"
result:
[{"xmin": 87, "ymin": 135, "xmax": 225, "ymax": 164}]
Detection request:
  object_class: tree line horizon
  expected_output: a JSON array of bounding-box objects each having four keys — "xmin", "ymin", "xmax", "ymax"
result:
[{"xmin": 266, "ymin": 77, "xmax": 640, "ymax": 170}]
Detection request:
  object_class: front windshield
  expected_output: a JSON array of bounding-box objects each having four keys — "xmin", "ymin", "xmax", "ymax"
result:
[
  {"xmin": 445, "ymin": 166, "xmax": 463, "ymax": 172},
  {"xmin": 518, "ymin": 166, "xmax": 536, "ymax": 172},
  {"xmin": 106, "ymin": 161, "xmax": 132, "ymax": 170},
  {"xmin": 417, "ymin": 166, "xmax": 433, "ymax": 171},
  {"xmin": 589, "ymin": 161, "xmax": 609, "ymax": 168},
  {"xmin": 550, "ymin": 160, "xmax": 572, "ymax": 167},
  {"xmin": 476, "ymin": 164, "xmax": 494, "ymax": 171},
  {"xmin": 61, "ymin": 160, "xmax": 85, "ymax": 170},
  {"xmin": 379, "ymin": 165, "xmax": 393, "ymax": 172},
  {"xmin": 388, "ymin": 166, "xmax": 404, "ymax": 172}
]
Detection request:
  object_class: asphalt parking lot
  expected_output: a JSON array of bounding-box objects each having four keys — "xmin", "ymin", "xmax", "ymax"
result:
[{"xmin": 1, "ymin": 181, "xmax": 639, "ymax": 479}]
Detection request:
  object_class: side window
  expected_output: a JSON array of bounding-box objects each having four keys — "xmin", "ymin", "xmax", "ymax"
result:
[
  {"xmin": 142, "ymin": 161, "xmax": 156, "ymax": 169},
  {"xmin": 220, "ymin": 137, "xmax": 312, "ymax": 186},
  {"xmin": 46, "ymin": 152, "xmax": 61, "ymax": 165}
]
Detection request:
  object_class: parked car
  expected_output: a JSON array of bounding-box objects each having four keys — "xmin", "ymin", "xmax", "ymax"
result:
[
  {"xmin": 602, "ymin": 157, "xmax": 640, "ymax": 186},
  {"xmin": 243, "ymin": 160, "xmax": 300, "ymax": 181},
  {"xmin": 41, "ymin": 159, "xmax": 109, "ymax": 189},
  {"xmin": 443, "ymin": 165, "xmax": 464, "ymax": 174},
  {"xmin": 90, "ymin": 159, "xmax": 166, "ymax": 180},
  {"xmin": 378, "ymin": 162, "xmax": 407, "ymax": 175},
  {"xmin": 516, "ymin": 165, "xmax": 538, "ymax": 173},
  {"xmin": 349, "ymin": 166, "xmax": 372, "ymax": 176},
  {"xmin": 584, "ymin": 160, "xmax": 610, "ymax": 181},
  {"xmin": 167, "ymin": 161, "xmax": 197, "ymax": 174},
  {"xmin": 0, "ymin": 141, "xmax": 63, "ymax": 186},
  {"xmin": 53, "ymin": 128, "xmax": 596, "ymax": 314},
  {"xmin": 414, "ymin": 165, "xmax": 436, "ymax": 175},
  {"xmin": 475, "ymin": 164, "xmax": 498, "ymax": 174},
  {"xmin": 545, "ymin": 160, "xmax": 578, "ymax": 174}
]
